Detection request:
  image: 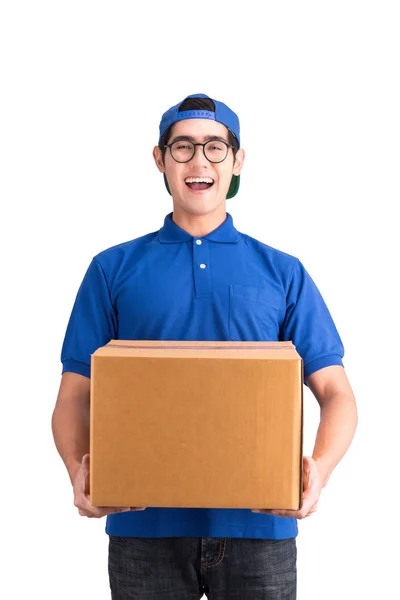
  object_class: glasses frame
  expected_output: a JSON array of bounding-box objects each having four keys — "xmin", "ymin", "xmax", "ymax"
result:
[{"xmin": 164, "ymin": 139, "xmax": 235, "ymax": 164}]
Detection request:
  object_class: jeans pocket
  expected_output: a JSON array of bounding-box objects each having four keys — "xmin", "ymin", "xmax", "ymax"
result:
[
  {"xmin": 258, "ymin": 538, "xmax": 297, "ymax": 575},
  {"xmin": 108, "ymin": 536, "xmax": 151, "ymax": 576}
]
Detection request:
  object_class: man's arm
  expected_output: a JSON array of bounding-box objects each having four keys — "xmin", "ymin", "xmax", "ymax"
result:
[
  {"xmin": 51, "ymin": 372, "xmax": 90, "ymax": 485},
  {"xmin": 306, "ymin": 364, "xmax": 358, "ymax": 487}
]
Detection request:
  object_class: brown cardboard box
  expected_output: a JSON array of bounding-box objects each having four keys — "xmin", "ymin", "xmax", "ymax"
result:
[{"xmin": 90, "ymin": 340, "xmax": 303, "ymax": 510}]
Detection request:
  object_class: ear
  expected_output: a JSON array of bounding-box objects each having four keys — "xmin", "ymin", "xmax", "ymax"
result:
[
  {"xmin": 153, "ymin": 145, "xmax": 165, "ymax": 173},
  {"xmin": 233, "ymin": 148, "xmax": 245, "ymax": 176}
]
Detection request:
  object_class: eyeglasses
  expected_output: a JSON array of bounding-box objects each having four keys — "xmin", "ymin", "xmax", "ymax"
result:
[{"xmin": 164, "ymin": 139, "xmax": 234, "ymax": 163}]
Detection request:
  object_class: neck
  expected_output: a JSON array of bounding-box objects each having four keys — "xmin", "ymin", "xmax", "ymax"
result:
[{"xmin": 171, "ymin": 205, "xmax": 227, "ymax": 238}]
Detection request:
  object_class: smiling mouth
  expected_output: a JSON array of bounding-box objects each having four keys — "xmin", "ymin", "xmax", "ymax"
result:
[{"xmin": 185, "ymin": 177, "xmax": 214, "ymax": 191}]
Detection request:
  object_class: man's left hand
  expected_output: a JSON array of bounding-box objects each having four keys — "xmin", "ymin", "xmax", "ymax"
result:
[{"xmin": 251, "ymin": 456, "xmax": 323, "ymax": 519}]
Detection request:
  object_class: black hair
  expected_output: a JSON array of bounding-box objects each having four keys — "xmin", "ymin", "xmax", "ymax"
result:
[{"xmin": 159, "ymin": 97, "xmax": 239, "ymax": 164}]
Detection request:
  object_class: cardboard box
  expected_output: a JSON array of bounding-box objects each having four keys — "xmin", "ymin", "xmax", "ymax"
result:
[{"xmin": 90, "ymin": 340, "xmax": 303, "ymax": 510}]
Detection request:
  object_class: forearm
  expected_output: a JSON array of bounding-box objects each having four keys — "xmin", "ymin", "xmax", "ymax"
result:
[
  {"xmin": 52, "ymin": 398, "xmax": 90, "ymax": 485},
  {"xmin": 312, "ymin": 392, "xmax": 358, "ymax": 487}
]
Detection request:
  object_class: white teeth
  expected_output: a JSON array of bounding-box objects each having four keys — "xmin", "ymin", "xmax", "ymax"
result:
[{"xmin": 185, "ymin": 177, "xmax": 214, "ymax": 184}]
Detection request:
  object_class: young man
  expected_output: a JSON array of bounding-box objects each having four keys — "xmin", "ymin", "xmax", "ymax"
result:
[{"xmin": 52, "ymin": 93, "xmax": 358, "ymax": 599}]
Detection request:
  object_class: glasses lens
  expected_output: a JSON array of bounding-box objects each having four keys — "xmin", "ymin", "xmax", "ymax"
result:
[
  {"xmin": 170, "ymin": 141, "xmax": 194, "ymax": 162},
  {"xmin": 204, "ymin": 140, "xmax": 228, "ymax": 163}
]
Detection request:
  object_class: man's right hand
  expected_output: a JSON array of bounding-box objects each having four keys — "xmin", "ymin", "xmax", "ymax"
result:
[{"xmin": 73, "ymin": 454, "xmax": 147, "ymax": 518}]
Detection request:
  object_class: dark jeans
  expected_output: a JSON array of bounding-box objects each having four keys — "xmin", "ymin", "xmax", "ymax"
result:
[{"xmin": 108, "ymin": 536, "xmax": 297, "ymax": 599}]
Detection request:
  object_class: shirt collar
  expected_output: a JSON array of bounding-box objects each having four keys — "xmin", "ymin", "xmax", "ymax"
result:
[{"xmin": 158, "ymin": 212, "xmax": 239, "ymax": 244}]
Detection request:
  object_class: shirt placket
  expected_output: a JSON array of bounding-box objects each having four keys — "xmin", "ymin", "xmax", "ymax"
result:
[{"xmin": 193, "ymin": 238, "xmax": 212, "ymax": 298}]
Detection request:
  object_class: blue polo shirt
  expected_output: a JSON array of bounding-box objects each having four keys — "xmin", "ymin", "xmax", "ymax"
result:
[{"xmin": 61, "ymin": 211, "xmax": 344, "ymax": 540}]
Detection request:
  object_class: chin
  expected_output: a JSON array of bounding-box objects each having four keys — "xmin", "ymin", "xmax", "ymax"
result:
[
  {"xmin": 186, "ymin": 198, "xmax": 223, "ymax": 214},
  {"xmin": 172, "ymin": 188, "xmax": 226, "ymax": 213}
]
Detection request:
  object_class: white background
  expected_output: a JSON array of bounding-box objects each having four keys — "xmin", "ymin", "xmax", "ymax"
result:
[{"xmin": 1, "ymin": 1, "xmax": 399, "ymax": 598}]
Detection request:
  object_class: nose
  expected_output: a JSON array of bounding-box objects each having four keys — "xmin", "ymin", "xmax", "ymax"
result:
[{"xmin": 190, "ymin": 144, "xmax": 208, "ymax": 167}]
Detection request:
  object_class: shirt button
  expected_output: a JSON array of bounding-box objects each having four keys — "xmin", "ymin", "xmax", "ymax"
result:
[
  {"xmin": 195, "ymin": 239, "xmax": 202, "ymax": 245},
  {"xmin": 200, "ymin": 263, "xmax": 207, "ymax": 269}
]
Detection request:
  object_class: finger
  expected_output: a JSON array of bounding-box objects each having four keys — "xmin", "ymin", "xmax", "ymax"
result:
[
  {"xmin": 78, "ymin": 506, "xmax": 113, "ymax": 518},
  {"xmin": 95, "ymin": 506, "xmax": 144, "ymax": 516},
  {"xmin": 252, "ymin": 492, "xmax": 319, "ymax": 518},
  {"xmin": 295, "ymin": 495, "xmax": 320, "ymax": 518},
  {"xmin": 78, "ymin": 508, "xmax": 95, "ymax": 518},
  {"xmin": 252, "ymin": 508, "xmax": 294, "ymax": 518},
  {"xmin": 305, "ymin": 457, "xmax": 321, "ymax": 488},
  {"xmin": 96, "ymin": 506, "xmax": 147, "ymax": 512},
  {"xmin": 82, "ymin": 457, "xmax": 91, "ymax": 494},
  {"xmin": 256, "ymin": 496, "xmax": 315, "ymax": 519},
  {"xmin": 303, "ymin": 486, "xmax": 320, "ymax": 511},
  {"xmin": 75, "ymin": 494, "xmax": 104, "ymax": 517},
  {"xmin": 81, "ymin": 454, "xmax": 90, "ymax": 477},
  {"xmin": 259, "ymin": 510, "xmax": 292, "ymax": 518},
  {"xmin": 303, "ymin": 471, "xmax": 319, "ymax": 498},
  {"xmin": 303, "ymin": 459, "xmax": 314, "ymax": 490}
]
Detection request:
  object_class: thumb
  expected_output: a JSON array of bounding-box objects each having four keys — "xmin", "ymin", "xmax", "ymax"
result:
[
  {"xmin": 81, "ymin": 454, "xmax": 90, "ymax": 476},
  {"xmin": 81, "ymin": 454, "xmax": 90, "ymax": 494},
  {"xmin": 303, "ymin": 456, "xmax": 313, "ymax": 489},
  {"xmin": 303, "ymin": 455, "xmax": 313, "ymax": 469},
  {"xmin": 304, "ymin": 456, "xmax": 315, "ymax": 474}
]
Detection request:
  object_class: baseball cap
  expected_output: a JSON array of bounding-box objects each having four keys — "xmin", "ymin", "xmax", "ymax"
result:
[{"xmin": 158, "ymin": 93, "xmax": 240, "ymax": 199}]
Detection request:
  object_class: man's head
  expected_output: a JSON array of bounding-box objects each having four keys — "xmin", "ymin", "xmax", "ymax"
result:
[{"xmin": 153, "ymin": 94, "xmax": 245, "ymax": 219}]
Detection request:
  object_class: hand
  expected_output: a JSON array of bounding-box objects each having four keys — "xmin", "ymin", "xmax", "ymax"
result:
[
  {"xmin": 73, "ymin": 454, "xmax": 147, "ymax": 518},
  {"xmin": 251, "ymin": 456, "xmax": 322, "ymax": 519}
]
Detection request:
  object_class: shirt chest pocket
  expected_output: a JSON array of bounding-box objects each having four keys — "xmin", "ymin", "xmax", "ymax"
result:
[{"xmin": 228, "ymin": 284, "xmax": 283, "ymax": 341}]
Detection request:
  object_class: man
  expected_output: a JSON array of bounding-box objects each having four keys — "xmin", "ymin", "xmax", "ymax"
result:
[{"xmin": 52, "ymin": 93, "xmax": 358, "ymax": 599}]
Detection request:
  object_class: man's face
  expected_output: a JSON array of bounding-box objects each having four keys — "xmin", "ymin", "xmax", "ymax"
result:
[{"xmin": 153, "ymin": 118, "xmax": 244, "ymax": 218}]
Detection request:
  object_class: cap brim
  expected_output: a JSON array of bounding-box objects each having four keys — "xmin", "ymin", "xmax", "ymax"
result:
[{"xmin": 163, "ymin": 174, "xmax": 240, "ymax": 199}]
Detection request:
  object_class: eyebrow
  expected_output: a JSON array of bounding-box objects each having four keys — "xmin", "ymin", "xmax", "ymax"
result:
[{"xmin": 168, "ymin": 135, "xmax": 229, "ymax": 144}]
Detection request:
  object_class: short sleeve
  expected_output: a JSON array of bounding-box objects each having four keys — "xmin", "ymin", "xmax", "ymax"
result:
[
  {"xmin": 60, "ymin": 258, "xmax": 117, "ymax": 378},
  {"xmin": 280, "ymin": 259, "xmax": 344, "ymax": 379}
]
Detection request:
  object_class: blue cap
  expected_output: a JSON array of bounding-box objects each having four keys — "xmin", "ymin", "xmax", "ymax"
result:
[{"xmin": 158, "ymin": 93, "xmax": 240, "ymax": 199}]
